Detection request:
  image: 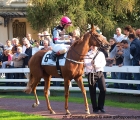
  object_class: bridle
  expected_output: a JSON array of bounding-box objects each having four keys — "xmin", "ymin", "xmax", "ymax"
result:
[{"xmin": 65, "ymin": 32, "xmax": 109, "ymax": 64}]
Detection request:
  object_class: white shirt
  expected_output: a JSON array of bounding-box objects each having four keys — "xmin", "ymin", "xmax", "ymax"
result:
[
  {"xmin": 32, "ymin": 46, "xmax": 44, "ymax": 55},
  {"xmin": 22, "ymin": 45, "xmax": 26, "ymax": 53},
  {"xmin": 4, "ymin": 45, "xmax": 13, "ymax": 50},
  {"xmin": 114, "ymin": 34, "xmax": 125, "ymax": 42},
  {"xmin": 84, "ymin": 50, "xmax": 106, "ymax": 74}
]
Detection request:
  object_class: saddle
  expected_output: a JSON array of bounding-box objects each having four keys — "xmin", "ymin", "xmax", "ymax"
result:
[{"xmin": 50, "ymin": 51, "xmax": 64, "ymax": 61}]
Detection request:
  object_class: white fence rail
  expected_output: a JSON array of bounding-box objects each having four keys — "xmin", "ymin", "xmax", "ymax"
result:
[{"xmin": 0, "ymin": 66, "xmax": 140, "ymax": 94}]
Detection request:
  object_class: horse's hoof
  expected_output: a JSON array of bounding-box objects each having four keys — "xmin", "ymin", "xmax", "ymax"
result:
[
  {"xmin": 23, "ymin": 88, "xmax": 32, "ymax": 94},
  {"xmin": 85, "ymin": 110, "xmax": 90, "ymax": 114},
  {"xmin": 32, "ymin": 103, "xmax": 38, "ymax": 108},
  {"xmin": 66, "ymin": 110, "xmax": 71, "ymax": 115},
  {"xmin": 50, "ymin": 110, "xmax": 56, "ymax": 114}
]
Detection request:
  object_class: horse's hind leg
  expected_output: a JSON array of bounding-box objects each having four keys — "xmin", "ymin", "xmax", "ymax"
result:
[
  {"xmin": 75, "ymin": 76, "xmax": 90, "ymax": 114},
  {"xmin": 43, "ymin": 74, "xmax": 55, "ymax": 114},
  {"xmin": 31, "ymin": 78, "xmax": 41, "ymax": 108},
  {"xmin": 32, "ymin": 87, "xmax": 40, "ymax": 107}
]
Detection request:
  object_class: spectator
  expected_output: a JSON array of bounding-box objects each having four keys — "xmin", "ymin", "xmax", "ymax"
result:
[
  {"xmin": 99, "ymin": 47, "xmax": 108, "ymax": 78},
  {"xmin": 129, "ymin": 34, "xmax": 140, "ymax": 90},
  {"xmin": 0, "ymin": 42, "xmax": 4, "ymax": 67},
  {"xmin": 41, "ymin": 40, "xmax": 52, "ymax": 51},
  {"xmin": 107, "ymin": 38, "xmax": 117, "ymax": 85},
  {"xmin": 2, "ymin": 50, "xmax": 14, "ymax": 79},
  {"xmin": 12, "ymin": 47, "xmax": 24, "ymax": 80},
  {"xmin": 0, "ymin": 42, "xmax": 4, "ymax": 50},
  {"xmin": 0, "ymin": 48, "xmax": 4, "ymax": 77},
  {"xmin": 11, "ymin": 38, "xmax": 21, "ymax": 54},
  {"xmin": 108, "ymin": 38, "xmax": 116, "ymax": 59},
  {"xmin": 32, "ymin": 40, "xmax": 44, "ymax": 55},
  {"xmin": 136, "ymin": 29, "xmax": 140, "ymax": 40},
  {"xmin": 26, "ymin": 33, "xmax": 34, "ymax": 45},
  {"xmin": 38, "ymin": 33, "xmax": 44, "ymax": 46},
  {"xmin": 123, "ymin": 25, "xmax": 135, "ymax": 41},
  {"xmin": 11, "ymin": 38, "xmax": 15, "ymax": 46},
  {"xmin": 4, "ymin": 40, "xmax": 13, "ymax": 50},
  {"xmin": 0, "ymin": 47, "xmax": 3, "ymax": 64},
  {"xmin": 2, "ymin": 50, "xmax": 13, "ymax": 69},
  {"xmin": 44, "ymin": 31, "xmax": 51, "ymax": 41},
  {"xmin": 99, "ymin": 46, "xmax": 109, "ymax": 87},
  {"xmin": 110, "ymin": 26, "xmax": 134, "ymax": 59},
  {"xmin": 23, "ymin": 40, "xmax": 32, "ymax": 68},
  {"xmin": 113, "ymin": 28, "xmax": 125, "ymax": 42},
  {"xmin": 120, "ymin": 40, "xmax": 133, "ymax": 89},
  {"xmin": 1, "ymin": 49, "xmax": 8, "ymax": 63},
  {"xmin": 113, "ymin": 42, "xmax": 124, "ymax": 88},
  {"xmin": 1, "ymin": 50, "xmax": 8, "ymax": 78},
  {"xmin": 69, "ymin": 29, "xmax": 80, "ymax": 44},
  {"xmin": 22, "ymin": 37, "xmax": 27, "ymax": 53}
]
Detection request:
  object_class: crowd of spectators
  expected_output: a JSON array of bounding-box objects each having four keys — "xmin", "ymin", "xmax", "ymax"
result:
[
  {"xmin": 0, "ymin": 32, "xmax": 51, "ymax": 85},
  {"xmin": 0, "ymin": 26, "xmax": 140, "ymax": 90},
  {"xmin": 105, "ymin": 25, "xmax": 140, "ymax": 90}
]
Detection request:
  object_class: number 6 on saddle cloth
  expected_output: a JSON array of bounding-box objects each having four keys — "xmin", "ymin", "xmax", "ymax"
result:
[{"xmin": 42, "ymin": 51, "xmax": 66, "ymax": 77}]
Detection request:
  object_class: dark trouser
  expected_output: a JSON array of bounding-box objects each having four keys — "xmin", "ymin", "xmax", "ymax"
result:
[
  {"xmin": 87, "ymin": 72, "xmax": 106, "ymax": 111},
  {"xmin": 5, "ymin": 65, "xmax": 14, "ymax": 79}
]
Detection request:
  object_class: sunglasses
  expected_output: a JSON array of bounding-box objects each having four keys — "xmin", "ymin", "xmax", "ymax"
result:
[{"xmin": 116, "ymin": 46, "xmax": 120, "ymax": 47}]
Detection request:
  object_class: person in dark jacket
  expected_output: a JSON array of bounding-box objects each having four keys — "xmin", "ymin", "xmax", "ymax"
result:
[
  {"xmin": 23, "ymin": 41, "xmax": 32, "ymax": 68},
  {"xmin": 129, "ymin": 34, "xmax": 140, "ymax": 90},
  {"xmin": 26, "ymin": 33, "xmax": 34, "ymax": 45}
]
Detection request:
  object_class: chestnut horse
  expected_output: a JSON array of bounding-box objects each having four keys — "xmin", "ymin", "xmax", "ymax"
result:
[{"xmin": 24, "ymin": 27, "xmax": 110, "ymax": 115}]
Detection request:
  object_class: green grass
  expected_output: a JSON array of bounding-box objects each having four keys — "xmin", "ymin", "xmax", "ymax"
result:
[
  {"xmin": 0, "ymin": 94, "xmax": 140, "ymax": 110},
  {"xmin": 0, "ymin": 109, "xmax": 54, "ymax": 120}
]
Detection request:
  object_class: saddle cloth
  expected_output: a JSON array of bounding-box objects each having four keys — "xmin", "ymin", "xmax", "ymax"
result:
[{"xmin": 41, "ymin": 51, "xmax": 67, "ymax": 66}]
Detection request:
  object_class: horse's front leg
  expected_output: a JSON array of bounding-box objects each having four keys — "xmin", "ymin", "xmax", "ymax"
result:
[
  {"xmin": 44, "ymin": 75, "xmax": 55, "ymax": 114},
  {"xmin": 64, "ymin": 79, "xmax": 71, "ymax": 115},
  {"xmin": 75, "ymin": 76, "xmax": 90, "ymax": 114}
]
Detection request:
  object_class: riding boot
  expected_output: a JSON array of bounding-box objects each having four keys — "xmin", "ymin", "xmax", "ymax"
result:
[{"xmin": 50, "ymin": 51, "xmax": 57, "ymax": 61}]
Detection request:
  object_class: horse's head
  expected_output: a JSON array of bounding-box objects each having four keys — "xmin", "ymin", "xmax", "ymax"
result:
[{"xmin": 88, "ymin": 26, "xmax": 110, "ymax": 50}]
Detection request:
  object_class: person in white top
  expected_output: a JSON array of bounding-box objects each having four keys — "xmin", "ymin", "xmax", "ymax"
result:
[
  {"xmin": 84, "ymin": 45, "xmax": 106, "ymax": 113},
  {"xmin": 113, "ymin": 28, "xmax": 125, "ymax": 42},
  {"xmin": 32, "ymin": 40, "xmax": 44, "ymax": 55},
  {"xmin": 4, "ymin": 40, "xmax": 13, "ymax": 50}
]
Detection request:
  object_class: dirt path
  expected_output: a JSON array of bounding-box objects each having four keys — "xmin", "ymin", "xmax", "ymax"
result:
[{"xmin": 0, "ymin": 98, "xmax": 140, "ymax": 120}]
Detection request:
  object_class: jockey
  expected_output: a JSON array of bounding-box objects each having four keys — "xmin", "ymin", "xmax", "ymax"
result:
[{"xmin": 52, "ymin": 16, "xmax": 72, "ymax": 44}]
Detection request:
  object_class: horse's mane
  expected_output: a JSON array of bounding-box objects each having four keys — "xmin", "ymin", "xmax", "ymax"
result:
[{"xmin": 71, "ymin": 36, "xmax": 84, "ymax": 47}]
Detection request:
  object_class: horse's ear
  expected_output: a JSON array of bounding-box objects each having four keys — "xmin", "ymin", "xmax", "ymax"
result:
[{"xmin": 91, "ymin": 25, "xmax": 96, "ymax": 33}]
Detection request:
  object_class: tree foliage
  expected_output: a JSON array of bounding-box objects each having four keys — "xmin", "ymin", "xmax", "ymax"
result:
[{"xmin": 26, "ymin": 0, "xmax": 140, "ymax": 38}]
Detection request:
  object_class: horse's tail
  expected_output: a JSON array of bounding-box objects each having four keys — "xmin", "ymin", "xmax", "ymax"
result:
[{"xmin": 24, "ymin": 73, "xmax": 33, "ymax": 94}]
